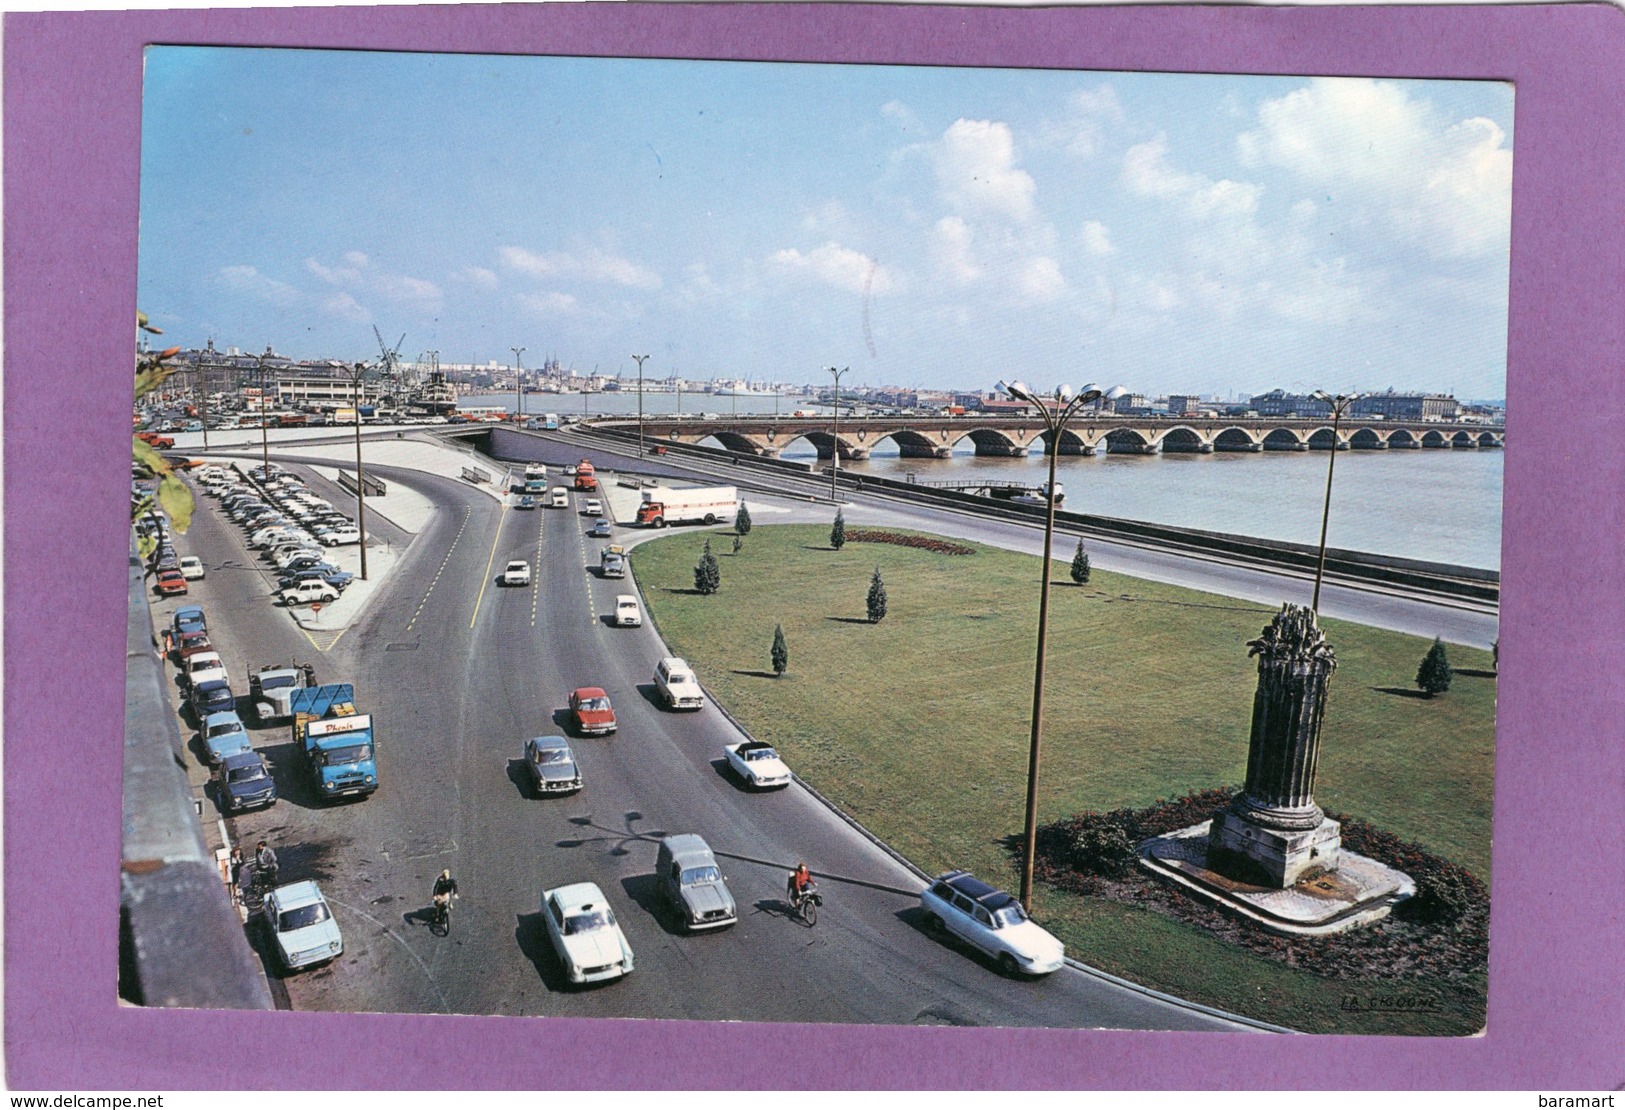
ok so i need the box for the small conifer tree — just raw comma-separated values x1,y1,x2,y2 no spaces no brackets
771,623,788,677
694,539,721,595
735,501,753,537
732,534,743,555
831,508,847,551
1416,637,1453,697
867,565,888,624
1070,538,1091,586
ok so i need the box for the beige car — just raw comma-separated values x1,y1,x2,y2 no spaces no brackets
614,595,642,627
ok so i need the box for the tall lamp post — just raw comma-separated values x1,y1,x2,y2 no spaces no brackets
257,354,272,478
511,346,526,425
827,365,849,501
998,378,1124,912
345,361,372,581
1309,391,1361,614
631,354,650,457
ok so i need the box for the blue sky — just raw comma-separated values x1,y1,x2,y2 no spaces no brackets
137,48,1513,399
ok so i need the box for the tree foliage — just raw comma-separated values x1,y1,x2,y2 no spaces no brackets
866,565,888,624
1416,637,1453,697
830,508,846,551
694,538,721,595
132,312,194,539
735,501,753,537
771,623,788,677
1070,538,1091,585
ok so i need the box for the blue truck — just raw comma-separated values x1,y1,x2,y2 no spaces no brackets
289,684,378,800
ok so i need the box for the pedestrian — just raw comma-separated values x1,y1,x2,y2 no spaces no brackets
228,846,246,897
302,662,316,687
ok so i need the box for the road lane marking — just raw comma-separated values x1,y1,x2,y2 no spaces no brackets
406,508,471,633
469,500,510,627
532,511,544,627
326,895,453,1014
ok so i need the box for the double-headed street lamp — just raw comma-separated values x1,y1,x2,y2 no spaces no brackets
511,346,526,425
345,361,373,581
257,354,272,478
1309,391,1361,614
827,366,849,501
998,378,1125,912
631,354,650,458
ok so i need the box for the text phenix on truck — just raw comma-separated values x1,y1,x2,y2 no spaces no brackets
635,485,738,528
289,683,378,800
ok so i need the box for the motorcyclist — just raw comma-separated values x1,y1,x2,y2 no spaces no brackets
786,862,814,907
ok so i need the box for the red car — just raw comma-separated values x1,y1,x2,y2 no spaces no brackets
155,569,189,596
173,630,214,661
568,687,617,736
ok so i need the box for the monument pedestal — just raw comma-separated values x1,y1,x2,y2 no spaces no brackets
1142,822,1414,937
1208,808,1342,888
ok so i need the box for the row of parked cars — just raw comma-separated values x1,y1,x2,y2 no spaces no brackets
197,463,359,606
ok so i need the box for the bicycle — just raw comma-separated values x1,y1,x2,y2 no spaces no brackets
430,892,456,936
240,863,278,911
789,881,822,927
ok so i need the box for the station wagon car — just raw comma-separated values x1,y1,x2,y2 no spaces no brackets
919,870,1065,977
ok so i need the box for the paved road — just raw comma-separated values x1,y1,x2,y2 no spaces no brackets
170,453,1265,1031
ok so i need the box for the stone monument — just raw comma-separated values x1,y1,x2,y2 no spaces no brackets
1138,603,1413,935
1206,603,1342,887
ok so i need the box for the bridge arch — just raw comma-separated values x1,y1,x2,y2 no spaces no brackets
1262,427,1308,452
1349,427,1387,450
1213,427,1263,452
1306,426,1346,450
1156,426,1210,454
1421,429,1451,449
1477,430,1503,447
1450,430,1479,448
1104,427,1157,455
1387,429,1419,449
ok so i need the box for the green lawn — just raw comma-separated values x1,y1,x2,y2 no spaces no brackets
633,523,1496,1034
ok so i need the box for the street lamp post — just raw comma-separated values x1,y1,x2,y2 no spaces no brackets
631,354,650,458
258,355,271,478
998,378,1123,912
1309,391,1361,614
827,366,849,501
511,346,526,425
347,362,372,581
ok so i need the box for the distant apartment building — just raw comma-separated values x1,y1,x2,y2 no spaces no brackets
1112,392,1154,415
1248,389,1332,418
1350,391,1460,421
1168,394,1215,416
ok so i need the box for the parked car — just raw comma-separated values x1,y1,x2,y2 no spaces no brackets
178,556,206,581
172,605,207,639
215,750,276,811
589,519,614,538
278,568,354,592
190,679,236,718
154,569,189,596
184,650,229,689
262,881,343,971
918,870,1066,977
501,560,531,587
522,735,583,796
280,580,339,607
724,739,792,789
655,834,737,931
199,709,252,765
173,630,214,662
324,526,362,545
613,595,642,627
540,881,634,985
568,687,617,735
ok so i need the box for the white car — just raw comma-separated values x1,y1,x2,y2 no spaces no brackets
324,526,362,545
501,560,531,587
263,881,343,971
613,595,642,627
185,651,229,689
541,882,634,985
919,870,1066,977
178,556,206,581
281,580,339,607
725,740,792,789
582,499,603,516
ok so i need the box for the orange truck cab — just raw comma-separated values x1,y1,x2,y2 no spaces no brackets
573,460,597,491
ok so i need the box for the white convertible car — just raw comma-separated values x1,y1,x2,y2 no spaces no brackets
724,739,792,789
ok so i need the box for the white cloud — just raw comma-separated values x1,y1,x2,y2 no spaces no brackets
1123,136,1261,221
303,252,443,311
930,217,981,284
321,291,370,323
1080,220,1115,256
498,245,661,289
219,265,302,308
1043,84,1125,158
515,291,580,316
1016,256,1066,301
1238,78,1511,258
881,100,919,130
932,119,1037,223
768,242,898,296
454,266,500,290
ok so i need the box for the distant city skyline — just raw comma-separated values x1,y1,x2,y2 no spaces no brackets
138,49,1513,399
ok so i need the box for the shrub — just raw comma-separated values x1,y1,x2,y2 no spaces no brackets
830,509,846,551
1416,637,1453,697
866,566,888,623
736,502,753,537
1070,538,1091,585
771,623,788,676
694,539,721,595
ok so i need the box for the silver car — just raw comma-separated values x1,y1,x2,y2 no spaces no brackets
523,735,582,795
655,834,737,931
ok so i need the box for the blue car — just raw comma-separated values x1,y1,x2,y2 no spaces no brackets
172,605,207,640
215,750,277,811
277,567,353,592
201,709,252,764
190,679,235,719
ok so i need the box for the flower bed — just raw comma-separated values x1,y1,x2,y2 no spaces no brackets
1024,787,1489,982
845,529,976,555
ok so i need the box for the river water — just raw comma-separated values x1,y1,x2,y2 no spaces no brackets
466,391,1504,570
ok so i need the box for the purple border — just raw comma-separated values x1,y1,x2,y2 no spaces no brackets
6,1,1622,1091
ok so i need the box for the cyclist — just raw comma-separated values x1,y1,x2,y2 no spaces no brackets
431,869,459,926
786,861,814,908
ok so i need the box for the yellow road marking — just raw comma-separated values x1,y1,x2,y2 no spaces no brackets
470,501,510,628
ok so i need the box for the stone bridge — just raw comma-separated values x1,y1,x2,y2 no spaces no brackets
585,414,1506,460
